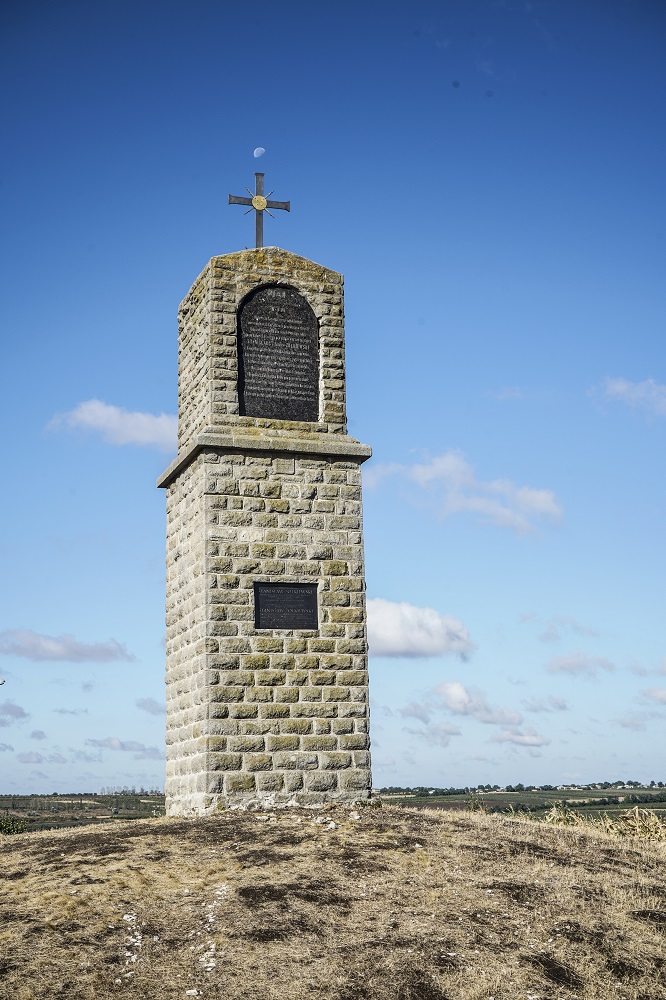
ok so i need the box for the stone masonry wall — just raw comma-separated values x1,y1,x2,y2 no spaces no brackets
162,249,372,814
164,452,209,803
177,266,212,451
164,446,370,814
176,248,348,453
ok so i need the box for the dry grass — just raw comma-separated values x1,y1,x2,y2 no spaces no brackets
1,806,665,1000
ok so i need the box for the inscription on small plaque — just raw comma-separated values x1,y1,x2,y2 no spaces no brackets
254,583,318,630
238,285,319,422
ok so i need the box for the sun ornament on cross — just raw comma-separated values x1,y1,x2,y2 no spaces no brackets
228,172,290,248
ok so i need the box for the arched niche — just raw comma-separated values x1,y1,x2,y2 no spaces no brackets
237,284,319,422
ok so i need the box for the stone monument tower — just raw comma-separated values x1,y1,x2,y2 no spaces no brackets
157,179,372,814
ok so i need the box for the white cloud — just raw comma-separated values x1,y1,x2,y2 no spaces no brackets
18,749,68,764
136,697,166,716
367,598,474,659
614,711,663,731
616,715,646,731
521,695,569,713
601,377,666,417
366,451,561,533
547,652,615,678
400,701,433,724
489,726,550,747
402,721,461,748
50,399,177,451
644,688,666,706
0,700,29,727
86,737,164,760
532,616,599,643
0,629,133,663
29,730,47,740
53,707,89,715
0,742,14,752
436,681,523,726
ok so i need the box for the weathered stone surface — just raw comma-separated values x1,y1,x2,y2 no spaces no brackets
161,249,372,814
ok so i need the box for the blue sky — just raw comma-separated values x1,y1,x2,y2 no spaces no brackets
1,0,664,793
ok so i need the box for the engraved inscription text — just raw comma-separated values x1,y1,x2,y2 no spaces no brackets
238,285,319,422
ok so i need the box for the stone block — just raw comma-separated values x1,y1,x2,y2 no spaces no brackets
305,772,338,792
323,686,351,702
266,735,300,752
323,560,348,576
256,773,284,792
218,671,253,687
213,686,245,702
338,703,366,718
250,543,276,558
280,719,312,734
256,670,286,686
287,669,310,685
244,654,271,669
268,654,295,670
285,639,307,653
320,752,352,769
337,670,368,686
338,770,371,792
207,737,227,751
309,670,336,685
228,736,265,752
291,703,338,718
246,687,274,702
274,752,318,770
225,773,256,793
302,735,337,751
244,753,273,771
300,686,322,701
239,719,278,735
229,704,259,719
208,753,242,771
293,656,319,671
320,654,353,669
339,733,369,750
329,607,364,623
259,703,291,718
209,719,239,736
331,719,354,734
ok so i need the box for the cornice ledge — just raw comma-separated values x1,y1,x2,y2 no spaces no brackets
157,430,372,488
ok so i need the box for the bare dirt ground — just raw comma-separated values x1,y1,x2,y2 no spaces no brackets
1,806,664,1000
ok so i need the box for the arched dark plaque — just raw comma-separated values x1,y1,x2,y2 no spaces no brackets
238,285,319,422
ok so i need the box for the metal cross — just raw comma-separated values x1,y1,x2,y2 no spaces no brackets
228,172,290,248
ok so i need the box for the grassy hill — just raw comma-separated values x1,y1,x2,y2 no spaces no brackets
1,806,665,999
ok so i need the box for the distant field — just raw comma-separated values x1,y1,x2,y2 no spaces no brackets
0,793,165,833
382,787,666,820
2,788,666,833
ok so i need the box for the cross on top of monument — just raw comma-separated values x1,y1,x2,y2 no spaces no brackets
228,172,290,249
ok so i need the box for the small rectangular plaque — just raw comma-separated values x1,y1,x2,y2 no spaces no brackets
254,583,318,630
